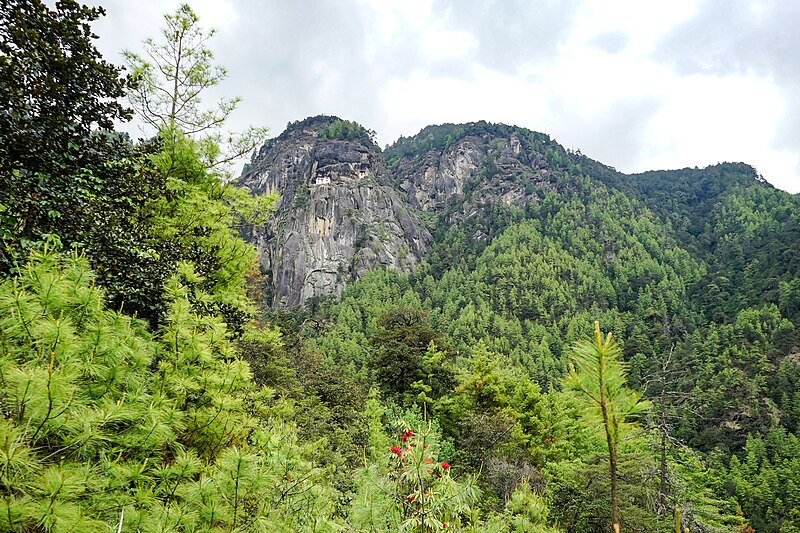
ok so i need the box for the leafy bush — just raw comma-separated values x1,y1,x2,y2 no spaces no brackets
0,248,337,531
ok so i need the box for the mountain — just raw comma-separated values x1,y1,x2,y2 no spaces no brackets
239,118,613,306
9,2,800,527
236,116,429,307
241,116,800,321
588,160,800,322
237,117,800,531
388,122,559,214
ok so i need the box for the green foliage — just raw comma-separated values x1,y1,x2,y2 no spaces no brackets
0,0,146,275
142,131,268,328
350,421,481,532
602,163,800,323
434,345,592,507
0,1,275,329
295,121,800,531
4,3,800,527
305,267,423,368
124,4,267,174
547,453,668,533
565,322,650,445
0,249,339,531
565,321,650,531
675,305,794,451
0,0,130,165
319,118,377,146
720,431,800,532
505,482,560,533
384,122,554,168
368,308,455,405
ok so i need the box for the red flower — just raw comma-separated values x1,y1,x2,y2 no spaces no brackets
407,495,416,503
441,461,450,469
442,522,448,529
407,429,414,437
391,445,402,457
400,434,409,442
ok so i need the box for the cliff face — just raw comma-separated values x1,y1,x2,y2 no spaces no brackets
237,116,429,307
239,117,784,309
238,118,576,307
388,124,563,219
384,123,568,255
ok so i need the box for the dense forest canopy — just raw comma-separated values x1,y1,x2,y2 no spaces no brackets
1,2,799,532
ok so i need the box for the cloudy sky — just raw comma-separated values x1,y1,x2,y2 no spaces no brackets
91,0,800,193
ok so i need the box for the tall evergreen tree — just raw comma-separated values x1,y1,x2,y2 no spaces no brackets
0,0,150,278
123,3,267,173
0,248,339,531
565,321,650,532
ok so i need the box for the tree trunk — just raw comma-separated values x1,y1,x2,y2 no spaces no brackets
659,410,668,516
600,393,620,532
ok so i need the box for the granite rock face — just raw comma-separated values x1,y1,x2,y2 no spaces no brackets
237,116,430,307
393,138,483,212
388,124,562,223
238,118,571,308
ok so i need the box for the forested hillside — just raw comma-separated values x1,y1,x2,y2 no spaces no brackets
2,2,799,532
294,122,800,532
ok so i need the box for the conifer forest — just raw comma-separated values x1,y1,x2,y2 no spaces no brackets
2,2,800,532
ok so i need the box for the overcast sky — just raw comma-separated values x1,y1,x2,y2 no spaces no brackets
90,0,800,193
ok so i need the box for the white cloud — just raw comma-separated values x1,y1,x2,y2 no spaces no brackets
380,66,550,144
419,28,476,61
89,0,800,192
643,73,791,177
568,0,699,55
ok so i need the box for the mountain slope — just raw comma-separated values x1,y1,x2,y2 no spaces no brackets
241,117,800,329
236,116,429,307
582,158,800,322
234,117,800,531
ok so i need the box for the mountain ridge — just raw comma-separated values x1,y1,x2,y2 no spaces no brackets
238,115,790,311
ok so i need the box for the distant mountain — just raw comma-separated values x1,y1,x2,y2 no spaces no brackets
241,117,800,321
239,116,800,531
236,116,429,307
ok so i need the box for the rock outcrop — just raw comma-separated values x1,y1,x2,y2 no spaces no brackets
237,116,429,307
386,122,563,221
238,118,579,308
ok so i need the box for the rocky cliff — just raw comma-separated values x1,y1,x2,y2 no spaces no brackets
238,118,587,307
386,122,564,219
237,116,430,307
381,122,572,262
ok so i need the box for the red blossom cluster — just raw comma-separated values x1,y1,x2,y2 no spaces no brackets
390,445,402,457
441,461,450,470
400,429,414,442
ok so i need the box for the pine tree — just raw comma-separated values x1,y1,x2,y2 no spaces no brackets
123,3,266,173
565,321,650,533
0,248,339,531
